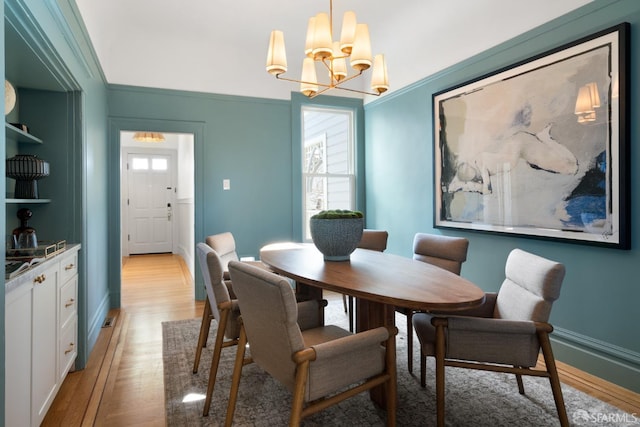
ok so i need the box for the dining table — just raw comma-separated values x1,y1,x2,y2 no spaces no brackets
259,242,486,413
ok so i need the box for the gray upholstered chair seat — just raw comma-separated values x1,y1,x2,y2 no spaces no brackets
398,233,469,373
225,261,397,426
412,248,569,427
194,241,247,417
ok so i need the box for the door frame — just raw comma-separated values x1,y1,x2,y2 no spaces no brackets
121,147,178,256
108,118,206,308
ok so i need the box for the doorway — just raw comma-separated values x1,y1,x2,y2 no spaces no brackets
120,131,196,277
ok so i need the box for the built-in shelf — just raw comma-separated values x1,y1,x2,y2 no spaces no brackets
6,198,51,204
5,122,43,144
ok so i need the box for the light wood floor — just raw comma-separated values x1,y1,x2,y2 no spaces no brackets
42,253,640,426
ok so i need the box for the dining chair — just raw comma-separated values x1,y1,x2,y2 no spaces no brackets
205,232,240,280
193,242,242,417
398,233,469,373
206,231,271,279
412,248,568,427
343,229,389,331
225,261,398,427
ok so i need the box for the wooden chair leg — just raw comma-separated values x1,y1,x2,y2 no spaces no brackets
515,372,525,394
420,350,427,388
224,324,248,427
203,307,230,416
407,310,414,373
434,320,447,427
538,331,569,427
193,296,212,373
385,331,398,427
290,359,310,427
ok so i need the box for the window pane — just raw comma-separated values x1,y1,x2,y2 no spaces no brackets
303,110,351,174
152,157,168,170
131,157,149,170
302,107,355,242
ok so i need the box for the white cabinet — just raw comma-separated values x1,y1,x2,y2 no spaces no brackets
31,263,59,425
58,250,78,380
5,282,32,426
4,244,80,427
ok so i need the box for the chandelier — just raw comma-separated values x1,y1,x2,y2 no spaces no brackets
265,0,389,98
133,132,165,142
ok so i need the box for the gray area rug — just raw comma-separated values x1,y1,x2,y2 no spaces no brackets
163,300,635,426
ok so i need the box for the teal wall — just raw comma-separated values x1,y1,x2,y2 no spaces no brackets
2,2,639,422
1,0,6,418
107,86,294,300
1,0,110,417
364,0,640,392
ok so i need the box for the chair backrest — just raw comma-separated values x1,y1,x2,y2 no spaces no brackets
196,242,232,321
494,248,565,323
228,261,303,388
358,229,389,252
205,232,239,271
412,233,469,275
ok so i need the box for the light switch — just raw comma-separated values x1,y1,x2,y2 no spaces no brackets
223,179,231,190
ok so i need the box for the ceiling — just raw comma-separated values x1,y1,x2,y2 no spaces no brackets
74,0,592,101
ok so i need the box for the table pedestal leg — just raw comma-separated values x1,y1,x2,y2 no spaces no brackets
295,282,324,325
356,298,396,409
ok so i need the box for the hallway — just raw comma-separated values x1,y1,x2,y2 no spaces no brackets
43,254,200,426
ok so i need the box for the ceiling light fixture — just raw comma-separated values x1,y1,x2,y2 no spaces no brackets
265,0,389,98
133,132,165,142
574,82,601,124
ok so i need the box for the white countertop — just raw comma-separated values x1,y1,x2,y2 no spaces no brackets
5,243,80,294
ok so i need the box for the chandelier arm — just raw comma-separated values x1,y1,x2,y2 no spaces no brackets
277,68,365,88
319,59,364,86
275,73,334,89
275,71,380,98
328,85,382,97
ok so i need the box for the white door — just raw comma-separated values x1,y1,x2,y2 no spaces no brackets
127,154,174,254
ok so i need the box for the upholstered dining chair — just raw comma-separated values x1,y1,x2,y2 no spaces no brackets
343,229,389,331
225,261,398,427
397,233,469,373
206,231,271,278
205,232,240,280
412,248,568,427
193,242,242,417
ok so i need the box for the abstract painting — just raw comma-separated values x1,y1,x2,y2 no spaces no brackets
433,23,629,248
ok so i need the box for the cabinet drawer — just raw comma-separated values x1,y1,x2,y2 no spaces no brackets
59,318,77,380
59,251,78,284
59,276,77,329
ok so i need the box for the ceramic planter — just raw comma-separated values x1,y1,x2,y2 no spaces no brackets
310,217,364,261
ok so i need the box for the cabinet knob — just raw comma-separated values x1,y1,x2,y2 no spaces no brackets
65,298,75,308
65,263,75,271
33,274,46,284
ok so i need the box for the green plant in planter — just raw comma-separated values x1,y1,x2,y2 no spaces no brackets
311,209,364,219
310,210,364,261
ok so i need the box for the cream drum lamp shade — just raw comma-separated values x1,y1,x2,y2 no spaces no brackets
5,80,16,115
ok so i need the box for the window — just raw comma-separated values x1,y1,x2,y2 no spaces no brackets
131,157,149,170
152,157,168,171
302,107,355,241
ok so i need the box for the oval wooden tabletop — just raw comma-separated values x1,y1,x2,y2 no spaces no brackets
260,243,485,311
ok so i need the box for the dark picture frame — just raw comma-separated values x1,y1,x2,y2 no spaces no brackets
433,23,630,249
